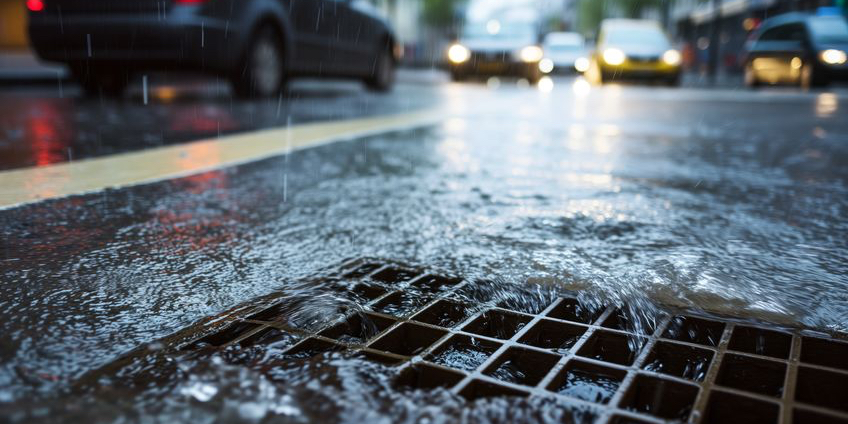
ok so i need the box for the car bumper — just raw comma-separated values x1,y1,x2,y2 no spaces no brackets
450,60,539,77
28,9,240,71
600,61,680,80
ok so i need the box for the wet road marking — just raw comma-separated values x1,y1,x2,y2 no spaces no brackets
0,110,442,210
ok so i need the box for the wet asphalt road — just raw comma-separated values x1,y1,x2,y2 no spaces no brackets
1,72,848,411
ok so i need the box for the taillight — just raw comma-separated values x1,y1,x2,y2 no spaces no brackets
26,0,44,12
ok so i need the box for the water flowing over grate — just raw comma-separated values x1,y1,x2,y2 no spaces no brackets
82,259,848,424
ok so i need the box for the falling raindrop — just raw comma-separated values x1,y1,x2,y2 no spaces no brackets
142,75,149,105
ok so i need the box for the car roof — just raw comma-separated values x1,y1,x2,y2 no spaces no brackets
544,32,584,45
758,12,846,32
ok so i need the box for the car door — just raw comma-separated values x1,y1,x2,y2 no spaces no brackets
749,23,808,84
344,0,385,75
286,0,340,73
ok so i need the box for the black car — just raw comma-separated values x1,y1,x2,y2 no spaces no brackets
743,12,848,88
27,0,399,97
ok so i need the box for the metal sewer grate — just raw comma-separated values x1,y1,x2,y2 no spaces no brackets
92,260,848,424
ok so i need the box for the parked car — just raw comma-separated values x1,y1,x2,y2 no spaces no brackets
541,32,587,73
585,19,681,86
743,13,848,88
27,0,399,97
447,17,543,83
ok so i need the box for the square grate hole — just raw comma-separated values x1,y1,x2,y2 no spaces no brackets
547,360,626,404
484,347,560,387
284,338,345,359
369,322,447,357
394,363,465,391
716,353,786,397
517,319,586,354
411,299,469,329
602,309,657,335
372,291,434,318
662,316,725,347
350,282,390,303
371,267,420,285
621,374,699,421
238,327,299,349
795,366,848,412
703,390,779,424
577,331,645,366
319,313,397,345
462,309,532,340
459,379,530,401
427,334,501,372
800,336,848,371
728,326,792,359
547,298,602,324
793,408,848,424
410,275,462,296
642,341,714,382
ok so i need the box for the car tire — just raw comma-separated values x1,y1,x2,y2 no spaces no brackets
231,25,286,99
744,63,760,88
72,65,129,98
450,70,467,82
365,44,395,92
800,62,829,89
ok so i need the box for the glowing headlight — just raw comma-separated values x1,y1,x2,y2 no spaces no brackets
539,58,554,74
520,46,544,63
574,57,590,72
448,44,470,64
821,49,847,65
602,48,626,66
662,49,682,66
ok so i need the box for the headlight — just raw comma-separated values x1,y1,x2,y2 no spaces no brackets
602,48,626,66
539,58,554,74
448,44,470,64
662,49,682,66
520,46,544,63
821,49,847,65
574,57,590,72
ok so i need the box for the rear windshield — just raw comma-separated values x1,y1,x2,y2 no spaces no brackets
809,17,848,43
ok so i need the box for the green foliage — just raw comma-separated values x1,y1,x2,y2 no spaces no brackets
422,0,465,28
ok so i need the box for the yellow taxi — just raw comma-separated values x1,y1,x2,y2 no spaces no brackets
586,19,682,86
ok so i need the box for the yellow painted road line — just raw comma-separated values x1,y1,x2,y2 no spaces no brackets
0,109,443,210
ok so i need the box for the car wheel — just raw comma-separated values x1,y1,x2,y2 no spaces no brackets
231,25,285,99
72,65,129,98
800,62,829,89
450,70,467,82
744,63,760,88
365,44,395,92
664,75,681,87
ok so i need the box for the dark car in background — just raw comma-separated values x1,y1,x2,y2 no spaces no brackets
743,13,848,88
27,0,399,97
446,17,543,84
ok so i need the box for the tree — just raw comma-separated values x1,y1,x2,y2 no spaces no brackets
422,0,466,29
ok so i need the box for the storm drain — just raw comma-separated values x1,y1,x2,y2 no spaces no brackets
104,260,848,424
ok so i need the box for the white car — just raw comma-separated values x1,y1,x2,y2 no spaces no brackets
541,32,587,73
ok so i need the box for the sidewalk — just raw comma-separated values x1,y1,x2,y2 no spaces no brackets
0,49,68,84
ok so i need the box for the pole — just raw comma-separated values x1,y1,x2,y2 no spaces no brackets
708,0,722,85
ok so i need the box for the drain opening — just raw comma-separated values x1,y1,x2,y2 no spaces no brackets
79,259,848,424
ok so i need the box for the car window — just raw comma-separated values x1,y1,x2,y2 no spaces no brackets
603,27,668,47
759,23,806,42
809,17,848,43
